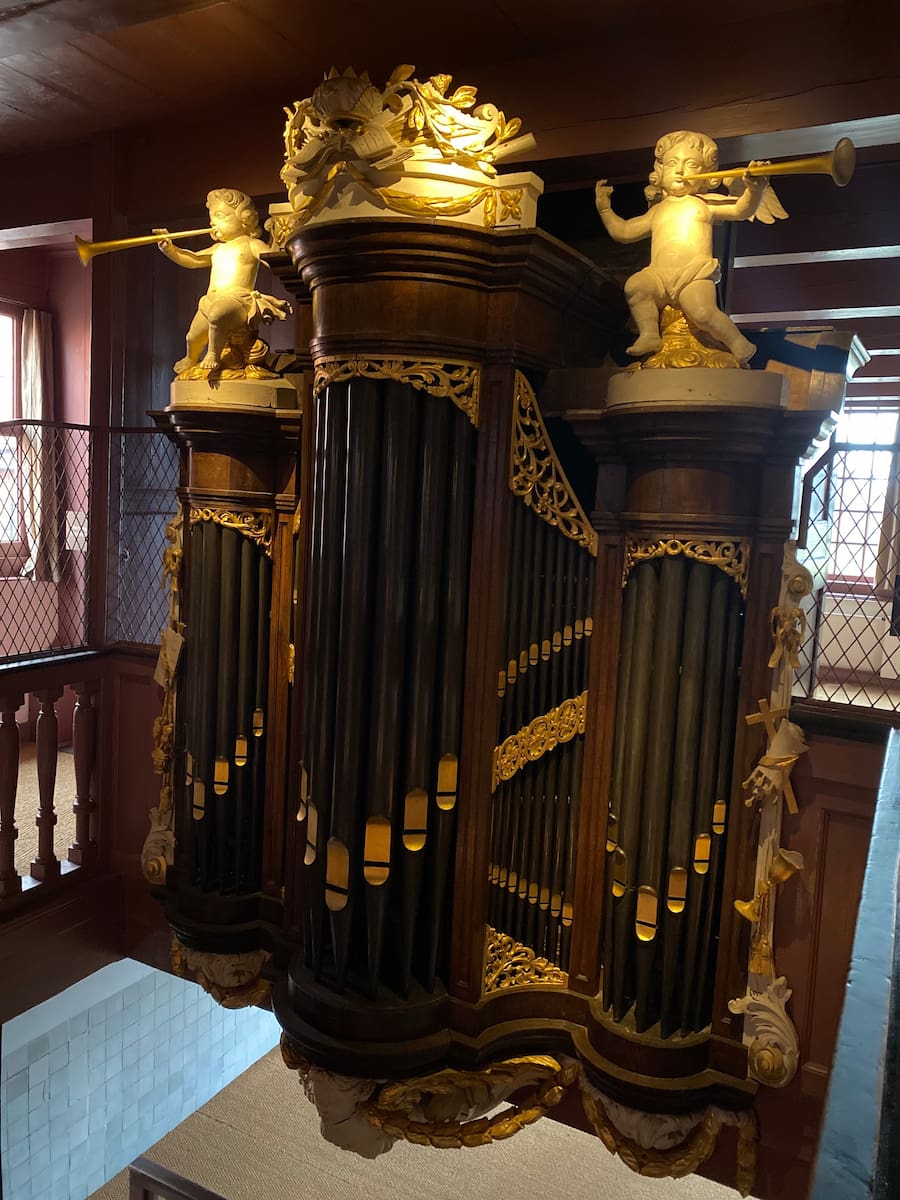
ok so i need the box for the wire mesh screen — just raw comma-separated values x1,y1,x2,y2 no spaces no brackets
0,420,92,661
796,404,900,713
106,428,180,647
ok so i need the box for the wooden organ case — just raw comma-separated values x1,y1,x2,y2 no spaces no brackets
152,214,847,1192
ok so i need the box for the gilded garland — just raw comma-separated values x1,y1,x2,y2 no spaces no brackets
483,927,568,992
492,691,588,791
313,356,480,426
510,372,598,556
623,536,750,595
189,507,274,557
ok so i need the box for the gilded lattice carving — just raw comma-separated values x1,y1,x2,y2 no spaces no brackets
492,691,587,791
188,507,274,557
483,927,568,992
510,372,598,556
623,536,750,595
313,356,480,426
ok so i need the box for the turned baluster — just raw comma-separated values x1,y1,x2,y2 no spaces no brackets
31,688,62,882
0,693,24,899
69,681,99,865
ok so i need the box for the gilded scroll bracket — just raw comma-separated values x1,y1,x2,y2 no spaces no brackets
492,691,587,792
188,506,274,557
623,536,750,595
510,372,598,556
313,355,480,426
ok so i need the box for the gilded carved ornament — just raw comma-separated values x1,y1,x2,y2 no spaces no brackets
188,507,274,557
483,927,568,992
730,542,812,1089
492,691,588,792
278,66,534,232
510,373,598,556
171,935,271,1010
623,536,750,596
625,306,742,371
142,512,183,885
313,356,480,427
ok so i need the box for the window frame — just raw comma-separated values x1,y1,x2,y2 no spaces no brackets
0,302,29,576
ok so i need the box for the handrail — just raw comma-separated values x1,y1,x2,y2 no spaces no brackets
128,1157,228,1200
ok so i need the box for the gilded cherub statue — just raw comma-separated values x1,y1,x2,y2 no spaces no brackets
595,130,786,365
156,189,291,377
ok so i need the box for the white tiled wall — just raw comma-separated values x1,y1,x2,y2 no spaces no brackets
1,959,280,1200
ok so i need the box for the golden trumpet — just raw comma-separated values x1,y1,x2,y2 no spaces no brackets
682,137,856,188
74,226,213,267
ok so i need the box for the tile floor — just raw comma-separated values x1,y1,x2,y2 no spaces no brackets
0,959,280,1200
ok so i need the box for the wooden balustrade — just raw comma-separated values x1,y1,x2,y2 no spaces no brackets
0,658,103,907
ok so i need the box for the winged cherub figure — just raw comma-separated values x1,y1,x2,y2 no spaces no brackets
595,130,786,364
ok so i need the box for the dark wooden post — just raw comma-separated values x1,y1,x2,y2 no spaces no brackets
68,680,99,866
0,692,24,899
31,687,63,882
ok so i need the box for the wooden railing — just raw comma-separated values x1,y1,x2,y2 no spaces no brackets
128,1157,227,1200
0,652,103,909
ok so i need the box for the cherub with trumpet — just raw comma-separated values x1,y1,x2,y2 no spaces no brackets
155,188,291,376
595,130,787,364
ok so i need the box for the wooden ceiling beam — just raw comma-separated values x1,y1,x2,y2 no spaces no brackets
731,258,900,315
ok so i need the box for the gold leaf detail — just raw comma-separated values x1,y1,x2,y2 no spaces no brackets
492,692,587,791
313,356,479,427
623,537,750,596
628,306,741,371
483,926,568,992
510,372,598,555
188,507,274,557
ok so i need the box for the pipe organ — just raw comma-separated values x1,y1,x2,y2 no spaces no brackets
145,67,863,1196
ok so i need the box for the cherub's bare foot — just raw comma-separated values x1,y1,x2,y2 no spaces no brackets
199,352,222,371
730,334,757,366
626,334,663,357
173,356,196,373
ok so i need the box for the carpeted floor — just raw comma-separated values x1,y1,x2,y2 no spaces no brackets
13,741,76,879
90,1048,743,1200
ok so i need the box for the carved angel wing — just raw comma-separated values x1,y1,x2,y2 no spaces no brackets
724,176,789,224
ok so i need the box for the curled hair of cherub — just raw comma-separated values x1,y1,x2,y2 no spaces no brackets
645,130,719,204
206,188,261,236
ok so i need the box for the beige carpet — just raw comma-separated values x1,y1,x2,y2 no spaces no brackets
91,1048,743,1200
13,742,76,879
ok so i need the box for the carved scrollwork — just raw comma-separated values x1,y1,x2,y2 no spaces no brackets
728,977,799,1088
312,356,480,426
627,306,741,371
510,373,598,555
188,507,274,557
623,536,750,595
483,926,568,992
492,691,587,791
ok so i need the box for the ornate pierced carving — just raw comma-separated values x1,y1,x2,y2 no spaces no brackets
623,536,750,595
265,212,298,251
627,306,741,371
729,977,799,1088
188,507,274,556
510,372,598,555
313,356,480,426
483,927,568,992
361,1055,577,1148
171,935,271,1010
492,691,587,791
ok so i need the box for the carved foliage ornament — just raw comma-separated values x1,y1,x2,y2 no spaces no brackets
313,356,480,427
623,536,750,595
483,927,568,992
188,507,274,557
171,935,271,1010
279,66,527,228
492,691,587,791
511,373,598,556
627,306,741,371
728,977,799,1088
